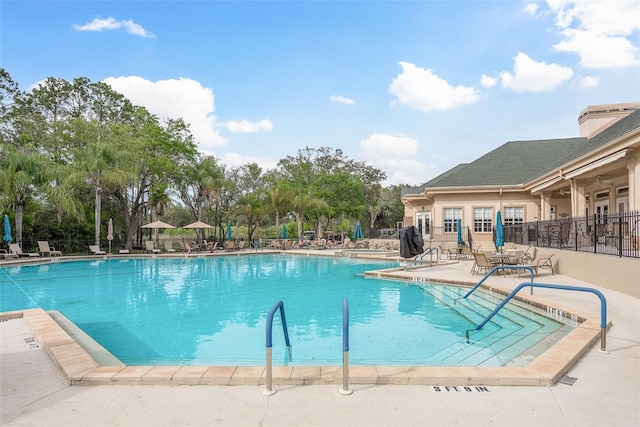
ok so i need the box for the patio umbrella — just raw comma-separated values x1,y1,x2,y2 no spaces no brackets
107,217,114,254
140,220,176,229
457,219,464,245
281,223,287,239
495,210,504,249
226,221,232,240
184,220,214,242
3,215,12,243
141,220,176,245
353,221,363,239
184,220,214,230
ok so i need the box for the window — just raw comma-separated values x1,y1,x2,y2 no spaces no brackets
473,208,493,232
503,207,524,226
443,208,462,232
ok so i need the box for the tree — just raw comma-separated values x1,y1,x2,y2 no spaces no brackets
63,123,126,246
176,156,225,241
0,146,49,245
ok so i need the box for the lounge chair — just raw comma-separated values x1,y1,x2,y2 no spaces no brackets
37,241,62,257
164,241,176,252
9,243,40,258
145,241,161,254
1,249,18,260
225,241,235,251
520,253,555,275
89,245,106,255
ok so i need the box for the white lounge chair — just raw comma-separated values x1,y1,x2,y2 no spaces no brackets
38,241,62,257
9,243,40,258
145,241,161,254
164,241,176,253
89,245,106,255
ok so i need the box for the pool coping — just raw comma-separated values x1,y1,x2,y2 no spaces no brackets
0,274,607,387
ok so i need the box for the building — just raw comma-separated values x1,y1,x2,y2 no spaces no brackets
402,103,640,249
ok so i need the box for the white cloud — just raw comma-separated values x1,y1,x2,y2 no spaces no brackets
480,74,497,88
359,133,427,185
389,62,480,112
523,3,540,16
547,0,639,68
218,152,278,171
73,17,154,38
225,119,273,133
103,76,226,152
577,75,599,88
330,95,355,105
499,52,573,93
553,29,638,68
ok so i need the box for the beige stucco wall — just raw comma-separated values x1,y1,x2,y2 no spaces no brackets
522,246,640,299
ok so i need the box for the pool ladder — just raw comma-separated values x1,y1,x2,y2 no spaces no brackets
263,298,351,396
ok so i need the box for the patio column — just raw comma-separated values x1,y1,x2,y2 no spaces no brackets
628,156,639,211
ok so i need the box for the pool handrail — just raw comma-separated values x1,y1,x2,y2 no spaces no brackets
264,300,292,395
457,265,535,301
265,300,291,349
415,247,439,261
250,240,264,252
340,297,352,395
464,282,608,352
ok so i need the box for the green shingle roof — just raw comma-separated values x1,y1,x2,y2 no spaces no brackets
403,108,640,196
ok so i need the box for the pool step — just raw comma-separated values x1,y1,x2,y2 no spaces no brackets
419,284,566,367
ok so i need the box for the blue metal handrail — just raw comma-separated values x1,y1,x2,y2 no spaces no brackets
464,282,608,352
250,240,264,252
264,300,291,396
340,297,352,395
342,298,349,352
265,300,291,349
415,247,439,261
457,266,535,301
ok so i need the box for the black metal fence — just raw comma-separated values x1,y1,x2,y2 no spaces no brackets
504,210,640,259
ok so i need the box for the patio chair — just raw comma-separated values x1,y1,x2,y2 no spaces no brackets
9,243,41,258
224,241,235,251
145,241,161,254
164,241,176,253
520,252,555,276
1,249,18,260
471,252,495,275
37,241,62,257
88,245,106,255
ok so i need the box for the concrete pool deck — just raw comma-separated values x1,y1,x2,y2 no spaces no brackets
1,253,639,426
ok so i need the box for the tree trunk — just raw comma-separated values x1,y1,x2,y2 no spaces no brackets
95,186,102,246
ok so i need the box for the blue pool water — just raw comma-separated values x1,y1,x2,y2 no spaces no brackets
0,255,566,366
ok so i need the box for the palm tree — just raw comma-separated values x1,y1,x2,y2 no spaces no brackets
0,146,48,245
64,133,125,246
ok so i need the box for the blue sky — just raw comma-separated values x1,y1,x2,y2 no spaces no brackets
2,1,639,185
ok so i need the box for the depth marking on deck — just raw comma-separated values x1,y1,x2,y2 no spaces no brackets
430,386,491,392
24,337,40,350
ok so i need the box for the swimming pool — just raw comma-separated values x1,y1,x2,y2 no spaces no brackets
0,255,568,367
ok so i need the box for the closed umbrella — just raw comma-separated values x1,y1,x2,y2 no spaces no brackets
226,221,232,240
281,223,287,239
107,217,114,254
353,221,363,239
457,219,464,245
3,215,12,243
495,210,504,249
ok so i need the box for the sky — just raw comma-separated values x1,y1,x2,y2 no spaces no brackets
1,0,639,186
